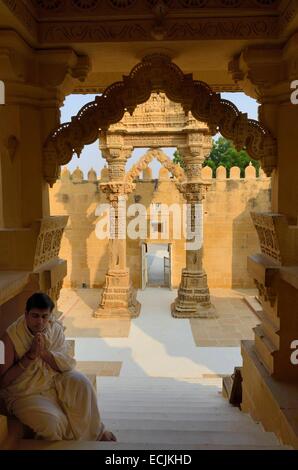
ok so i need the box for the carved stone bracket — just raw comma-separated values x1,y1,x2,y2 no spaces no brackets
228,35,298,106
44,54,277,186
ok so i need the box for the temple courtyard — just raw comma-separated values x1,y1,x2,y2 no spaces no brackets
15,286,290,450
60,287,259,378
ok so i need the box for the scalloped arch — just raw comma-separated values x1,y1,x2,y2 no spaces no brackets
44,53,277,186
125,148,186,183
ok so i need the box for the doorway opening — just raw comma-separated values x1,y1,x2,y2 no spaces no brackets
141,243,172,290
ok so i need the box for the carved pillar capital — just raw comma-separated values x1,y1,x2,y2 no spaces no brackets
177,181,211,203
100,181,135,206
178,138,212,183
100,133,132,182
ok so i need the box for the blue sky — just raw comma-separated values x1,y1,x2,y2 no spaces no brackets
61,93,258,178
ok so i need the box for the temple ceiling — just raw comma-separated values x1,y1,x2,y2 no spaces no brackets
1,0,297,92
1,0,296,45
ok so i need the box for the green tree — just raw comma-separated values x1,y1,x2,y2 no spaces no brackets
173,138,260,178
203,137,260,178
173,149,186,170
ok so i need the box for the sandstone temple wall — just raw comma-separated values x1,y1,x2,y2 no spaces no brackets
49,165,271,289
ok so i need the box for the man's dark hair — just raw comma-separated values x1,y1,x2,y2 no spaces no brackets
25,292,55,313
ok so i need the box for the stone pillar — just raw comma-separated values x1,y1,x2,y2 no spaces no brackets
171,146,216,318
0,31,89,229
229,36,298,448
94,140,140,318
0,31,90,321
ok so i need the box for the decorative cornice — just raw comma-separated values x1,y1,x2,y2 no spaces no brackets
2,0,37,39
39,17,280,43
2,0,296,44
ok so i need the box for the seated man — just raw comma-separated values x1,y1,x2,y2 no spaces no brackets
0,292,116,442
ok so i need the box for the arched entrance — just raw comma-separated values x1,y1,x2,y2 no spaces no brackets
44,54,276,186
44,59,298,443
44,54,276,320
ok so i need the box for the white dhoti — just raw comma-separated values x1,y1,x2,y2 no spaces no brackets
11,371,104,441
0,315,105,441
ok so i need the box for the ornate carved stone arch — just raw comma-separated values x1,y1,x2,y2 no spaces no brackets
125,148,186,183
44,53,277,187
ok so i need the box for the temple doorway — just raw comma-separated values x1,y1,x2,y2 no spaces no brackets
141,243,172,290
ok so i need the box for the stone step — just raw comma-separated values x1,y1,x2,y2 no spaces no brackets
99,403,240,413
98,383,222,391
6,375,289,451
16,439,287,451
98,384,223,392
101,418,264,432
100,411,255,422
99,396,226,405
98,377,223,384
0,416,30,450
99,388,222,395
243,296,262,320
92,429,281,446
98,378,222,385
99,390,222,398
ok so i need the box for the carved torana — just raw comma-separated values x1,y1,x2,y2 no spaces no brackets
44,54,277,187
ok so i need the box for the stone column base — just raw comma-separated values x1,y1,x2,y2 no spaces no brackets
93,269,141,319
171,269,217,318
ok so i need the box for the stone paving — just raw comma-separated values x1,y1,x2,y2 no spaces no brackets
58,287,260,378
190,288,258,347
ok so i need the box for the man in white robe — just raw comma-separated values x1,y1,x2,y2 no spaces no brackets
0,292,116,442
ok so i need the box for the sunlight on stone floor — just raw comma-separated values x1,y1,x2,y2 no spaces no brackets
58,288,259,379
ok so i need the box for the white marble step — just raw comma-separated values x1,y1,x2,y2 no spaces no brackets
98,376,222,390
99,403,240,413
98,378,223,387
10,376,289,450
96,429,280,446
98,383,222,391
98,386,222,394
100,411,255,422
17,440,287,451
98,389,222,397
99,395,225,404
99,390,223,398
101,418,265,433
